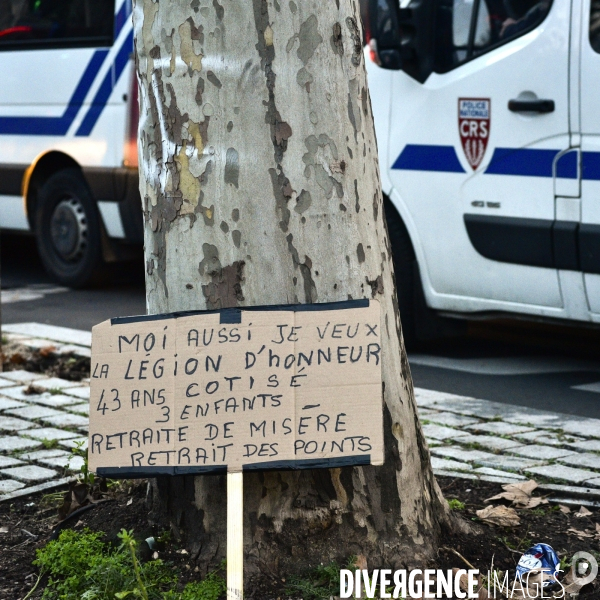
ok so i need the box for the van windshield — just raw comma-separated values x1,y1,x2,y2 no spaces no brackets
0,0,114,50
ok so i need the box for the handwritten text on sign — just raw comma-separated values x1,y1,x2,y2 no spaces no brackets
88,301,384,475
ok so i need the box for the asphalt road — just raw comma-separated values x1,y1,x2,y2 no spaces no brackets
2,233,600,419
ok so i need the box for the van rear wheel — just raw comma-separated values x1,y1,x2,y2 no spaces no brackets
35,168,103,288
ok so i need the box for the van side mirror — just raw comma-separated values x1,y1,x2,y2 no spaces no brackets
365,0,404,70
363,0,437,83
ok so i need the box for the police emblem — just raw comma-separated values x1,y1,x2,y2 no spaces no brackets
458,98,490,170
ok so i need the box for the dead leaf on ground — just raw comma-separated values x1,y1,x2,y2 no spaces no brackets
10,352,25,364
38,345,57,358
559,504,571,514
476,505,520,527
353,554,368,570
574,505,592,517
485,480,547,509
567,527,593,539
23,383,44,395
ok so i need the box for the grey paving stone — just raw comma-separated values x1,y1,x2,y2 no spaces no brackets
455,434,523,452
565,439,600,452
503,413,563,429
0,480,26,493
64,386,90,400
0,415,39,431
422,423,468,441
585,477,600,488
0,378,17,389
417,408,439,418
422,411,480,427
35,377,80,391
55,344,90,357
0,436,40,451
0,397,26,410
430,457,473,472
23,427,81,441
558,453,600,471
39,455,84,471
59,437,88,450
0,387,54,402
509,445,577,460
433,469,519,485
0,455,24,468
0,465,58,482
414,388,480,410
431,446,496,464
67,403,89,416
560,419,600,439
472,467,526,480
26,394,83,408
42,413,88,428
477,454,545,472
514,430,584,447
0,370,46,383
526,464,598,484
466,421,535,436
3,323,91,347
5,405,65,420
20,449,69,461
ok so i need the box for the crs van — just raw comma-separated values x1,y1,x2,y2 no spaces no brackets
363,0,600,344
0,0,141,287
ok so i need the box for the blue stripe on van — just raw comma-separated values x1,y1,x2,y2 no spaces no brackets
391,145,600,179
582,152,600,181
484,147,558,177
75,31,134,136
391,144,466,173
0,0,131,137
0,50,108,136
114,0,132,39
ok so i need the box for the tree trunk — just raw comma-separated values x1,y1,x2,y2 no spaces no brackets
134,0,454,583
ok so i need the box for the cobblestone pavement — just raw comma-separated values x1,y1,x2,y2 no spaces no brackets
2,323,600,504
0,324,90,501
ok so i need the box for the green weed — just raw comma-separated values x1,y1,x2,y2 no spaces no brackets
285,560,350,600
447,499,466,511
33,528,226,600
47,388,64,396
41,438,59,449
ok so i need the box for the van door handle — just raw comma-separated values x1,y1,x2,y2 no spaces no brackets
508,99,555,113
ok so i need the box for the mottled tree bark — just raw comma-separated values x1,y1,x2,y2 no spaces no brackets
134,0,455,585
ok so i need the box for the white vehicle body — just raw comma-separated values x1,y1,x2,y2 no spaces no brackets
0,0,141,285
366,0,600,327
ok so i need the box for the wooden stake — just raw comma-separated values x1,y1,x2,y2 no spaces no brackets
227,471,243,600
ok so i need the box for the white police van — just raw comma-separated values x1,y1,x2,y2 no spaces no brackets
364,0,600,345
0,0,141,287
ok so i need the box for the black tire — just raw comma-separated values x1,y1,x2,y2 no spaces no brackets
384,197,418,349
34,168,103,288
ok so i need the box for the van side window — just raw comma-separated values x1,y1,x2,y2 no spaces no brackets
591,0,600,52
0,0,114,51
436,0,553,73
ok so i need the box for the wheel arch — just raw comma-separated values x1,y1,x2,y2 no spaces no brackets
23,151,82,229
382,192,416,262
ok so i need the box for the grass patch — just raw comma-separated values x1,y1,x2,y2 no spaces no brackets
33,528,226,600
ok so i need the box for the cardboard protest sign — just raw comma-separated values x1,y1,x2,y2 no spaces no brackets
88,299,384,476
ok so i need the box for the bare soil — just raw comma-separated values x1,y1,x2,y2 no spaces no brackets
0,476,598,599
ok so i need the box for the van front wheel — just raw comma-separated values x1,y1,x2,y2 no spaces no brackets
35,169,103,288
